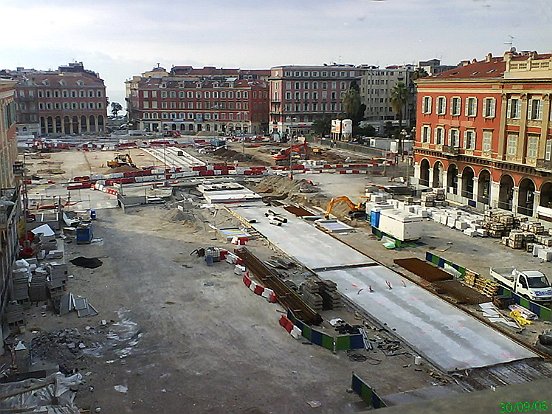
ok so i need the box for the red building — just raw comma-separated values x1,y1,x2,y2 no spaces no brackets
126,66,270,135
3,63,108,136
414,51,552,219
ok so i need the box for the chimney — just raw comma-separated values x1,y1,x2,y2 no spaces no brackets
486,53,493,62
503,50,513,62
471,58,478,64
461,60,470,67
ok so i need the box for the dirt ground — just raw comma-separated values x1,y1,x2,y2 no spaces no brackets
11,147,552,412
5,205,447,413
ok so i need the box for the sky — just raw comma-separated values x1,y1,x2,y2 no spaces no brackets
1,0,552,111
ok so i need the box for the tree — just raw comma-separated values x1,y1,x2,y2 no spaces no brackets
111,102,123,117
341,81,366,137
390,82,409,159
312,115,332,136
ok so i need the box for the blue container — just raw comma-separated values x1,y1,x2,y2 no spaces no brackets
205,254,214,266
370,210,380,228
76,226,93,244
90,209,97,220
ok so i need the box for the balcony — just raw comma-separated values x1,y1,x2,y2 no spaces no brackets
441,145,459,156
536,159,552,172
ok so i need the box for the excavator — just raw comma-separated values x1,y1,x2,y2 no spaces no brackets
324,196,367,219
272,142,308,165
107,153,136,168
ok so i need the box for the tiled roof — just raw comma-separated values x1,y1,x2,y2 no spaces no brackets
431,57,505,80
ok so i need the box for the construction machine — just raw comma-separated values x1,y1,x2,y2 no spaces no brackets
107,153,136,168
324,196,366,219
272,142,308,165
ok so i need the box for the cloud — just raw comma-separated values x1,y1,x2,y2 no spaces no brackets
1,0,551,106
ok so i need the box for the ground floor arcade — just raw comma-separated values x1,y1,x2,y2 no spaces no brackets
413,155,552,219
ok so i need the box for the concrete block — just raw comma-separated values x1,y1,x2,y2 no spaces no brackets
455,221,469,230
463,228,477,237
537,248,552,262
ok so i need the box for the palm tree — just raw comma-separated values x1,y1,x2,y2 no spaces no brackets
390,82,409,159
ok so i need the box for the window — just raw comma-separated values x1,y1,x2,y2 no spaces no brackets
143,101,150,109
187,91,194,98
483,98,495,118
435,127,445,145
508,98,521,119
97,90,103,97
421,125,431,143
437,97,446,115
88,90,94,97
152,101,157,109
161,91,167,98
482,130,492,152
143,91,149,98
529,99,542,120
152,91,157,98
170,91,176,98
466,97,477,117
527,136,539,158
450,129,460,147
546,140,552,161
507,134,518,155
464,130,475,149
422,96,432,114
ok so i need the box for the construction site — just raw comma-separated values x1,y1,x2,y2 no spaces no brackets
2,135,552,413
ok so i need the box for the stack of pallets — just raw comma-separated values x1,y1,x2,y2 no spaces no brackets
301,279,323,311
474,277,499,297
317,280,341,310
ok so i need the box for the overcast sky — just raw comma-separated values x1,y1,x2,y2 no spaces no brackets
2,0,552,110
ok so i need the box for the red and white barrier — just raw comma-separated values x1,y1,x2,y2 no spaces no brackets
242,272,276,303
278,315,302,339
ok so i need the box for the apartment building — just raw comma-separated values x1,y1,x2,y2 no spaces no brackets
0,79,22,348
268,65,364,137
359,65,416,132
3,62,108,136
413,51,552,219
126,66,270,134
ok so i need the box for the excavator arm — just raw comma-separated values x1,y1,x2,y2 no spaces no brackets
324,196,365,219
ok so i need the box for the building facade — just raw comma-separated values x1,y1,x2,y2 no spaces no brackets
359,65,416,133
413,51,552,219
268,65,364,137
0,79,22,349
2,62,108,136
418,59,457,77
126,66,270,134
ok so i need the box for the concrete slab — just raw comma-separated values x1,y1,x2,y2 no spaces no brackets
319,266,538,372
231,205,375,270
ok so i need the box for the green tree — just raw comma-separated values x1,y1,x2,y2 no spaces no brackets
356,124,376,137
341,81,366,134
390,82,409,159
111,102,123,117
312,115,332,136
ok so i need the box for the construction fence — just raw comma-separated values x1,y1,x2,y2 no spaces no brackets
351,372,387,409
426,252,552,321
425,251,467,278
497,286,552,321
286,310,365,352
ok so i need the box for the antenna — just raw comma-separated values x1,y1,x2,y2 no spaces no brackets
504,35,515,50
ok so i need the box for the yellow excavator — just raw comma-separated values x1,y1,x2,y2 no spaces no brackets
324,196,367,219
107,153,136,168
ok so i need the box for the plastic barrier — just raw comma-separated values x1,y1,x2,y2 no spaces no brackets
351,372,387,409
242,272,277,303
425,251,467,278
287,310,364,352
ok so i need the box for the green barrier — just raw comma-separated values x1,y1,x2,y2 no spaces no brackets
351,372,387,409
287,309,365,352
497,285,552,322
425,251,467,278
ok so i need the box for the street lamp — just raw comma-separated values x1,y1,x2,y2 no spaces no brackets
289,117,297,180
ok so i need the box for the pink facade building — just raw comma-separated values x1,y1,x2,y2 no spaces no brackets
269,65,364,137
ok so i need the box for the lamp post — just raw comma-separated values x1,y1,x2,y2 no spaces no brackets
289,117,296,180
